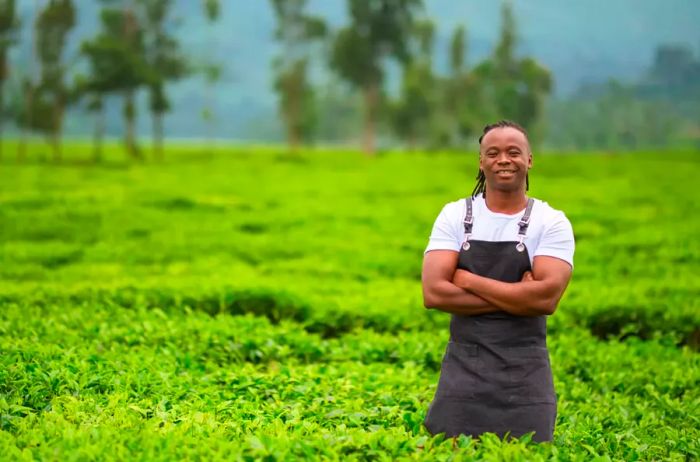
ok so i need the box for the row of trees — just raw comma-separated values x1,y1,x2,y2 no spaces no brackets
547,43,700,150
0,0,552,160
0,0,221,162
271,0,552,154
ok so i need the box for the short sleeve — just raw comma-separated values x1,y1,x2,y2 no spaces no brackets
424,202,462,253
534,211,575,268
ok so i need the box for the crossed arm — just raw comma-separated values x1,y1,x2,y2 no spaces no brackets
421,250,572,317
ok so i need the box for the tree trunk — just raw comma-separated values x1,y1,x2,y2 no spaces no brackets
124,89,141,160
50,132,61,162
19,0,39,163
204,82,216,153
153,110,163,161
287,91,300,153
289,126,300,153
362,82,378,156
51,101,63,163
408,133,418,152
0,86,4,162
93,105,104,163
0,54,6,162
0,50,6,161
17,135,26,162
17,83,32,163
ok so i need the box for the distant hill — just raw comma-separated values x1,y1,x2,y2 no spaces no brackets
7,0,700,141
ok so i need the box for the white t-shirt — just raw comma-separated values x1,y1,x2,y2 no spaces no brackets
425,194,575,268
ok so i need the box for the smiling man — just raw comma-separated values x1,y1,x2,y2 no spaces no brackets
421,120,575,442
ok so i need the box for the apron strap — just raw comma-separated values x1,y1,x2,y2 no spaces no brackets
462,198,474,250
517,198,535,237
463,197,474,234
464,197,534,252
515,198,535,252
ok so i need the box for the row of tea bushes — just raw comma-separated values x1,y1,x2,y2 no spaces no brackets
2,301,698,460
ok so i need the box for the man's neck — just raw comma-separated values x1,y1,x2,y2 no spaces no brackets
483,187,528,214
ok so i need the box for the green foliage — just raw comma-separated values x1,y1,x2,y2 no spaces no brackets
138,0,188,160
81,8,152,93
471,4,552,143
0,143,698,459
389,6,552,151
29,0,76,160
197,0,222,146
80,3,154,159
202,0,219,22
645,44,700,103
272,59,317,147
433,24,484,147
390,20,437,148
0,0,19,156
449,24,466,75
315,81,363,142
330,0,424,154
140,0,187,113
270,0,327,149
550,43,700,150
548,82,683,150
331,0,422,88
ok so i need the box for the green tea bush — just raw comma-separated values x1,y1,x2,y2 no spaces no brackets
0,144,698,459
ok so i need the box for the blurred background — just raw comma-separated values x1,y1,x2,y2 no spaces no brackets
1,0,699,160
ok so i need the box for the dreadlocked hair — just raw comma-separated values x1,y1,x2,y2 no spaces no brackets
471,120,530,198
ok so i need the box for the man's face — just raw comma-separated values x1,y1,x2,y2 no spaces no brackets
479,127,532,193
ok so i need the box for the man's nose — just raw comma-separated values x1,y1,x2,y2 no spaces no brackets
496,153,511,163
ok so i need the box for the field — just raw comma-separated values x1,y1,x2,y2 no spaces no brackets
1,143,698,460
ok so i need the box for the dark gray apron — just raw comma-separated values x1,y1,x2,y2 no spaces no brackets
424,198,557,442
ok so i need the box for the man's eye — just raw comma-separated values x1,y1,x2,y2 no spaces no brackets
509,151,521,156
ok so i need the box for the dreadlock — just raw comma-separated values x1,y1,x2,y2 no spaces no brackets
471,120,530,198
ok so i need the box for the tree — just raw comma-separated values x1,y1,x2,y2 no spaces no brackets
73,74,106,162
200,0,221,149
390,19,436,149
202,0,219,21
33,0,76,161
0,0,19,160
472,2,551,141
15,0,39,162
441,24,485,147
81,1,153,159
139,0,188,161
270,0,326,151
639,44,700,123
547,80,681,150
648,45,697,93
330,0,424,155
315,79,363,143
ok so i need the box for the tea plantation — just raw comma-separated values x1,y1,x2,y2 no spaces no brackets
1,144,698,460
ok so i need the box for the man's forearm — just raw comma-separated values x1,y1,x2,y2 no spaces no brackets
423,281,502,316
453,272,558,316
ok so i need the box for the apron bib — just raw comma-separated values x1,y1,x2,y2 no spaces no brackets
424,198,557,442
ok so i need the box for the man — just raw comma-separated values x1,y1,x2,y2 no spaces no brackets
421,120,575,442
